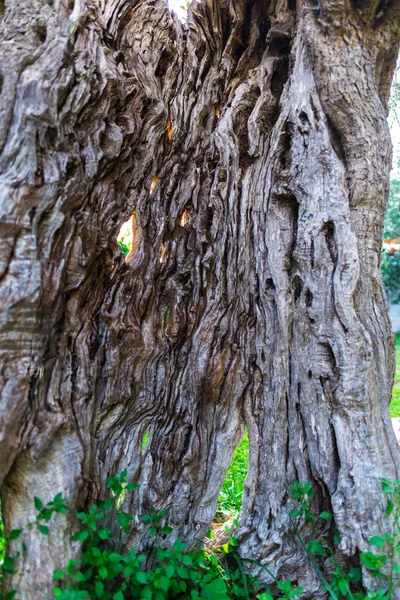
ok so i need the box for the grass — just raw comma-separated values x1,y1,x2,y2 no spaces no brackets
216,429,249,521
390,333,400,417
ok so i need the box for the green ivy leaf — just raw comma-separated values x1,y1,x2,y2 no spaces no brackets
102,497,115,510
3,556,15,574
277,579,292,594
141,514,153,524
177,566,189,579
98,528,111,540
72,529,89,542
392,565,400,572
166,564,174,578
38,525,49,536
162,525,173,535
8,529,23,541
387,500,394,516
319,512,333,520
95,580,104,597
360,552,387,571
370,536,386,548
200,577,230,600
34,497,43,511
126,483,138,491
141,586,152,600
53,570,65,580
117,513,133,528
109,552,122,563
337,578,348,596
307,540,326,556
257,590,274,600
99,565,108,579
382,480,394,494
136,571,148,584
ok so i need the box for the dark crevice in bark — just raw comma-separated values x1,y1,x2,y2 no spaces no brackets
329,424,341,486
310,237,315,269
312,0,320,17
305,289,313,308
285,392,290,471
326,115,346,165
321,221,338,267
34,22,48,44
267,33,291,58
280,120,293,169
271,57,290,99
375,0,388,16
292,275,303,304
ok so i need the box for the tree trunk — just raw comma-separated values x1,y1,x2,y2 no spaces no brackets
0,0,399,597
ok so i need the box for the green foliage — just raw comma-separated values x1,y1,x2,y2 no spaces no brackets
117,224,133,257
50,472,274,600
2,476,400,599
118,241,130,257
0,493,68,599
217,430,249,520
383,67,400,306
382,168,400,304
390,335,400,417
289,479,400,600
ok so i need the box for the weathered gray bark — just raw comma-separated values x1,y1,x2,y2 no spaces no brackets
0,0,399,597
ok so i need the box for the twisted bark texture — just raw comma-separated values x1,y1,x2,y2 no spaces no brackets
0,0,400,597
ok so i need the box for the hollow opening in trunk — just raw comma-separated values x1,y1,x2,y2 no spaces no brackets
215,428,249,523
117,212,142,261
142,430,150,453
117,217,133,257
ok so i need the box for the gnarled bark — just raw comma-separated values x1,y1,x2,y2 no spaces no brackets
0,0,399,597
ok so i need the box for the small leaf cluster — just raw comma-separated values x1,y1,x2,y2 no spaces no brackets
0,493,67,600
289,479,400,600
2,477,400,599
51,475,303,600
51,472,243,600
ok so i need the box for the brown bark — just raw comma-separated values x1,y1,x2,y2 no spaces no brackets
0,0,399,597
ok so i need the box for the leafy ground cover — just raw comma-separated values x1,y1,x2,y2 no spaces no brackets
2,474,400,599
